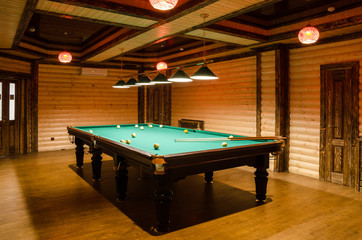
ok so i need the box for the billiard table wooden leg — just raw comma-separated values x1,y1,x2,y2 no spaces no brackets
153,174,173,232
91,147,102,181
254,154,269,201
74,137,84,168
115,156,128,201
204,171,214,183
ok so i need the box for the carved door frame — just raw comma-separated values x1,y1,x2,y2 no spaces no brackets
320,61,359,188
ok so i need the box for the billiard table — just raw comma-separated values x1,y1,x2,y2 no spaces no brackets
67,123,283,232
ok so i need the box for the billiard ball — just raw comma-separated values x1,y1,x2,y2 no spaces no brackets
126,139,131,144
149,124,153,128
222,142,228,147
117,125,120,128
140,126,144,130
184,129,188,134
89,130,93,133
154,143,159,149
229,135,234,139
159,125,163,128
131,133,136,138
120,139,125,143
135,124,139,128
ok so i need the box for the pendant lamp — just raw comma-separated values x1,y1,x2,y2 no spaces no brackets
190,14,218,80
125,77,139,87
156,61,168,70
298,25,319,44
113,80,130,88
168,69,192,82
149,0,178,11
152,73,171,84
136,75,155,85
58,51,72,63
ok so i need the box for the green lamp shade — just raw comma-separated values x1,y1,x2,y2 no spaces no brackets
136,75,155,86
125,77,139,87
191,65,218,80
168,69,192,82
152,73,171,84
113,80,130,88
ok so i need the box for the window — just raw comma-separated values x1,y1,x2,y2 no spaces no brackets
9,83,15,121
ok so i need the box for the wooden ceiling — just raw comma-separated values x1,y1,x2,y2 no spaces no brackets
1,0,362,70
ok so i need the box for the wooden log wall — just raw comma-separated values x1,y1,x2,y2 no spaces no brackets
38,65,138,151
0,56,31,73
171,57,257,137
289,38,362,179
261,51,276,170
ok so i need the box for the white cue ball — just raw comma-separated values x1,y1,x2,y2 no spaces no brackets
117,125,120,128
159,125,163,128
89,130,93,133
222,142,228,147
140,126,144,130
149,124,153,128
229,135,234,138
131,133,136,138
154,143,160,149
126,139,131,144
135,124,139,128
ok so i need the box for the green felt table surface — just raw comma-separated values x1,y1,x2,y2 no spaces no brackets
74,124,272,156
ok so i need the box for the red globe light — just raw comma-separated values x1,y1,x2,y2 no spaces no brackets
298,25,319,44
149,0,178,10
58,51,72,63
156,61,168,70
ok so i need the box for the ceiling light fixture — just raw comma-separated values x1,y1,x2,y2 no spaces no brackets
168,68,192,82
152,73,172,84
136,75,155,85
191,14,218,80
58,51,72,63
156,61,168,70
298,25,319,44
125,77,139,87
149,0,178,11
113,48,130,88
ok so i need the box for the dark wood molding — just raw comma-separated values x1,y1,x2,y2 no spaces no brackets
256,52,262,137
274,44,290,172
49,0,161,20
206,25,267,42
137,68,145,123
12,0,38,49
0,69,32,79
30,61,39,152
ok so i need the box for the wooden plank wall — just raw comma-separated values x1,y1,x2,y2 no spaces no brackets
261,51,276,170
289,38,362,179
171,57,257,136
0,56,30,73
38,64,138,151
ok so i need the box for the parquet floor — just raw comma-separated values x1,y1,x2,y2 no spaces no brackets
0,150,361,240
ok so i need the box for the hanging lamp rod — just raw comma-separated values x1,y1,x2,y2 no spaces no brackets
119,59,214,79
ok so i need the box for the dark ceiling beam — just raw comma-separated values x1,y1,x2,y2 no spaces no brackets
81,28,139,61
0,52,34,63
33,9,145,30
49,0,162,20
205,25,268,42
12,0,39,49
82,26,121,51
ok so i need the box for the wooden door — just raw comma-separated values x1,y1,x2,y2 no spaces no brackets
146,84,171,125
320,62,359,187
0,79,19,157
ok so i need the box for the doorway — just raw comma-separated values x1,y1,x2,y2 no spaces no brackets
0,79,19,157
320,61,359,187
146,84,171,125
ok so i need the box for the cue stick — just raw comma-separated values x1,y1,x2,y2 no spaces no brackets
174,136,286,142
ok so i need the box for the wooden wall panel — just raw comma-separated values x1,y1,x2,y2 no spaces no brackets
261,51,276,170
289,38,362,179
38,65,138,151
171,57,257,136
0,56,30,73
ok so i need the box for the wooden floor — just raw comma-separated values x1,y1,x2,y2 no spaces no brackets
0,150,361,240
